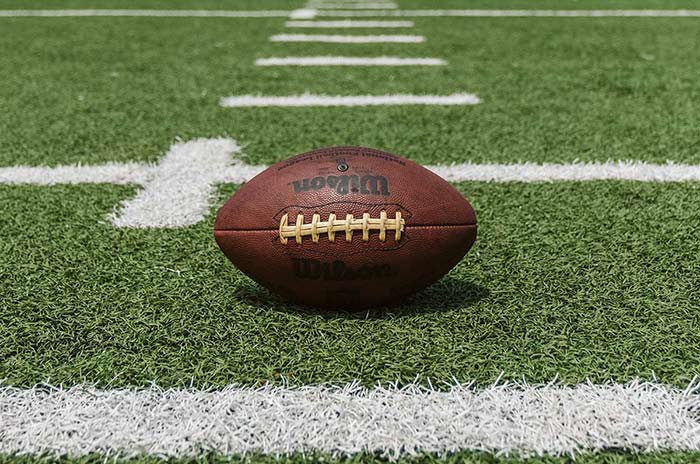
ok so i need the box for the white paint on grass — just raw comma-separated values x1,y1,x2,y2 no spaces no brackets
0,162,153,185
3,9,700,18
288,8,317,19
0,138,250,229
219,93,481,107
285,20,414,28
108,139,240,228
0,9,292,17
1,380,699,459
3,138,700,228
255,56,447,66
305,3,398,9
317,9,700,17
425,160,700,183
270,33,424,43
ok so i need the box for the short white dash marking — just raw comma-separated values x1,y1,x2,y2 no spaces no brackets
255,56,447,66
285,20,414,28
220,93,480,107
288,8,317,19
306,3,398,9
270,34,424,43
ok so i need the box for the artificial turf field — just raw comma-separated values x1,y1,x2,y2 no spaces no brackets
1,0,699,463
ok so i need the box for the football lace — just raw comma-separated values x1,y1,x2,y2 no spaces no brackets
278,211,405,244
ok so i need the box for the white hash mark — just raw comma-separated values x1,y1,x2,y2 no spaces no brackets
219,93,480,107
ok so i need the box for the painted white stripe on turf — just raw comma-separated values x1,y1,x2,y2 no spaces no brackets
219,93,480,107
0,163,153,185
424,161,700,183
255,56,447,66
288,8,317,19
285,20,414,27
0,9,292,17
305,3,398,9
108,138,241,228
3,9,700,18
317,9,700,17
270,34,424,43
3,140,700,229
1,381,698,458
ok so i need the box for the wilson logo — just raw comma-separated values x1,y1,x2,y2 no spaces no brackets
291,175,389,196
292,259,395,281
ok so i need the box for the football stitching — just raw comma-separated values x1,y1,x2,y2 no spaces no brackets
278,211,405,244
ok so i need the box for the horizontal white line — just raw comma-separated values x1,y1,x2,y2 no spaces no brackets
424,161,700,183
306,3,398,9
2,380,699,459
0,9,291,17
0,162,153,185
285,20,414,27
4,158,700,187
318,9,700,17
255,56,447,66
220,93,480,107
270,33,424,43
3,9,698,18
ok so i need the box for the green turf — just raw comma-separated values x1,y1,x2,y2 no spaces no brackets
2,181,699,388
2,3,700,463
1,16,700,167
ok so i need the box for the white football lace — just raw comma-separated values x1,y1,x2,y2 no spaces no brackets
279,211,404,244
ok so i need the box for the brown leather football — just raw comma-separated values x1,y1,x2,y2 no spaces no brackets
214,146,477,309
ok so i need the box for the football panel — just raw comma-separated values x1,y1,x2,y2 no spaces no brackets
214,225,477,308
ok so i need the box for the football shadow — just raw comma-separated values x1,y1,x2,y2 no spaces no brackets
236,276,489,320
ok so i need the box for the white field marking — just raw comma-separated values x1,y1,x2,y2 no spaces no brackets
3,9,700,18
288,8,317,19
255,56,447,66
220,93,480,107
1,380,699,459
305,3,398,9
285,20,414,27
0,162,153,185
3,142,700,229
108,138,241,228
270,34,424,43
0,9,292,17
424,160,700,183
317,9,700,17
0,138,250,229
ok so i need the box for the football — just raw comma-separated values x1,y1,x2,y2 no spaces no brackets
214,146,477,309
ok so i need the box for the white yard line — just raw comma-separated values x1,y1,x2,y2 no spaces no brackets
285,20,414,27
0,9,292,17
255,56,447,66
3,138,700,228
220,93,480,107
1,380,699,459
270,34,424,43
2,9,700,18
317,9,700,17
